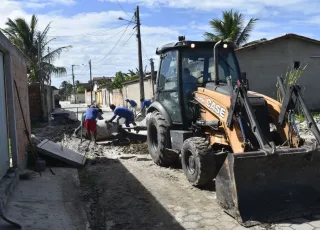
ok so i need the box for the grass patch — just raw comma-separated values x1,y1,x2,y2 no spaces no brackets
313,113,320,118
295,113,305,123
276,64,307,103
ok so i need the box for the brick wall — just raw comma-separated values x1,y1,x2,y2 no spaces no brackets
28,83,41,120
10,54,30,169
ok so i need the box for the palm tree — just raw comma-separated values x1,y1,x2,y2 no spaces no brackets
204,10,258,47
1,14,71,83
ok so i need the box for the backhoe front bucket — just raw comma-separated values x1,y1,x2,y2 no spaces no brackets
216,147,320,226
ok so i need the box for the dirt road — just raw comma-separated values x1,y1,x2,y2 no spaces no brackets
75,140,320,230
31,121,320,230
79,154,252,230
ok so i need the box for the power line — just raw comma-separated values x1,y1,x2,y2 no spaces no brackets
98,30,136,66
116,0,131,18
70,26,130,50
142,44,149,63
48,23,128,38
95,18,134,64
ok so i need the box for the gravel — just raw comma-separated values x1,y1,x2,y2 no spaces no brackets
296,117,320,144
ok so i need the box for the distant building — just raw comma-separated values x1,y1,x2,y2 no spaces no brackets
236,33,320,110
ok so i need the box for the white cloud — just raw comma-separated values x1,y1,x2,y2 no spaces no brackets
23,0,76,8
98,0,320,15
0,0,182,87
1,0,318,88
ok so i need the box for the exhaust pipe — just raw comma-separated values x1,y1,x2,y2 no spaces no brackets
214,40,222,85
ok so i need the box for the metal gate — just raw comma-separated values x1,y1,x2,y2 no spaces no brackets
0,52,9,179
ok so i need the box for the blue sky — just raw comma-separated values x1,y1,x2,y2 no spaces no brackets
1,0,320,87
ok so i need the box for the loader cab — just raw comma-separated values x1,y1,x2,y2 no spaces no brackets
155,39,241,124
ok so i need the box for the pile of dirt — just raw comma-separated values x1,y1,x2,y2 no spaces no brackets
121,142,148,155
57,134,148,160
32,122,80,143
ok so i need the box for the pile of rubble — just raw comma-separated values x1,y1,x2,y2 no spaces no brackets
32,122,79,143
297,117,320,143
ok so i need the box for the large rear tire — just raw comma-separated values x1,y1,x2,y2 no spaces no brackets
147,111,178,167
181,137,215,187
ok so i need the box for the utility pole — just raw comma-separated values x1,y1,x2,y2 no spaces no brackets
89,60,93,104
72,64,76,104
150,58,155,97
135,6,145,113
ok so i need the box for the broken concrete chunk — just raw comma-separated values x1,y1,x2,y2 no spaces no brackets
37,139,85,167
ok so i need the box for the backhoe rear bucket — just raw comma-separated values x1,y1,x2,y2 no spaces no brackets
215,147,320,226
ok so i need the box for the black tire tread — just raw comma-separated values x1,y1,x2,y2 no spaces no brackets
147,111,178,167
182,137,215,186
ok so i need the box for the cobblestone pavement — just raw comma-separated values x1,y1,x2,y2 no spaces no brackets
78,152,320,230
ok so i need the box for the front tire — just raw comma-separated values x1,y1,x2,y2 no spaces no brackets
147,111,178,167
181,137,215,187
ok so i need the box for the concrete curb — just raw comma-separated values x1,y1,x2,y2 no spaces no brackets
0,169,19,210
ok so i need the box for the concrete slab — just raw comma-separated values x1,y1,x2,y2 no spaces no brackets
37,139,85,167
0,168,89,230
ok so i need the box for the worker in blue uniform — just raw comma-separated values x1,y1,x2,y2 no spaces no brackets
140,98,152,113
125,98,138,116
108,104,137,127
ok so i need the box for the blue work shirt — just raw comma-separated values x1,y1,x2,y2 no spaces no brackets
127,99,137,107
141,99,152,111
85,108,98,120
109,106,134,122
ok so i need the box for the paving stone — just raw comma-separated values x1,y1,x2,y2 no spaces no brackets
233,225,249,230
184,214,203,222
291,223,314,230
175,211,187,218
188,208,200,214
214,221,237,229
290,218,309,224
175,217,183,223
310,220,320,227
173,206,185,211
276,223,292,227
216,214,237,222
200,218,218,226
181,221,199,229
275,227,293,230
203,205,217,211
201,211,218,218
167,204,175,209
197,226,218,230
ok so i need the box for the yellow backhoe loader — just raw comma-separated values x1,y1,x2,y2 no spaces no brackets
145,36,320,226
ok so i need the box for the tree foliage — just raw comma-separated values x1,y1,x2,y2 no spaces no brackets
1,14,71,83
112,71,126,89
77,85,85,93
204,9,258,46
59,81,73,98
